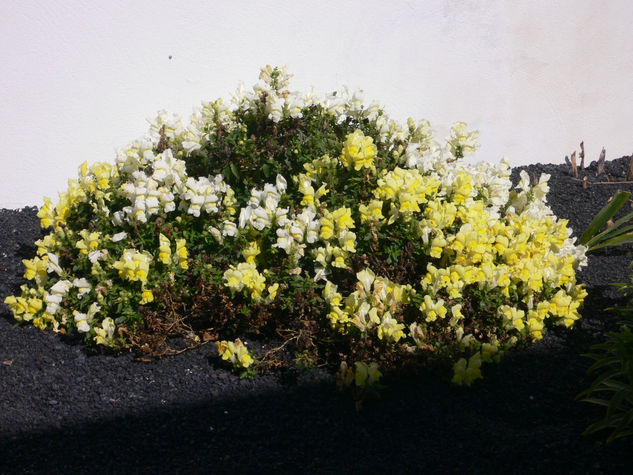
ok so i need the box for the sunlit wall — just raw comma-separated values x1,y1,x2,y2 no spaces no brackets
2,0,632,207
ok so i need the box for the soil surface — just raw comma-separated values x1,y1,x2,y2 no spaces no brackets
1,156,633,474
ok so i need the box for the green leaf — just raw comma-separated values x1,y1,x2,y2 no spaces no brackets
585,222,633,248
589,232,633,252
230,163,241,180
580,191,630,245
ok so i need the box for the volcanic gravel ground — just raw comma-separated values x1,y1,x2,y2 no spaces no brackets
1,157,633,474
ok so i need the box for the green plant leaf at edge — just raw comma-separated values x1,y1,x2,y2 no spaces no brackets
579,191,630,246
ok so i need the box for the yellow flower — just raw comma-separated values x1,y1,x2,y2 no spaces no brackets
242,241,261,264
37,197,55,228
452,353,482,386
158,233,171,264
22,257,48,282
336,361,355,389
223,262,267,301
331,247,348,268
339,230,356,252
319,215,335,240
140,288,154,304
376,312,405,343
175,239,188,269
236,345,253,368
94,317,116,345
359,200,384,223
4,295,26,316
35,234,58,256
340,129,377,171
420,295,447,322
430,233,447,259
266,283,279,301
223,266,244,291
354,361,382,387
216,339,253,369
331,207,355,232
75,229,101,255
450,171,473,205
500,305,525,331
112,249,152,283
481,340,502,363
327,306,351,328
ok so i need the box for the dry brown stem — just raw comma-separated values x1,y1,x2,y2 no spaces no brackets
597,147,606,175
571,151,578,178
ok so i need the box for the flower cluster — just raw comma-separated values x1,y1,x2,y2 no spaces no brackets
216,339,254,369
5,66,588,393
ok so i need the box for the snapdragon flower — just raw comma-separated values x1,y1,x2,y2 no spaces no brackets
337,361,382,390
94,317,116,345
452,353,483,386
112,249,152,283
340,129,377,171
446,122,479,159
119,171,165,223
72,302,100,334
75,230,102,255
223,262,267,301
216,338,254,369
180,176,222,217
44,279,72,315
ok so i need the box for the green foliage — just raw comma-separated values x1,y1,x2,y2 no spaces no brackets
577,285,633,443
579,191,633,252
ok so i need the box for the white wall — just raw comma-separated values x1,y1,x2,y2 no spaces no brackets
2,0,632,208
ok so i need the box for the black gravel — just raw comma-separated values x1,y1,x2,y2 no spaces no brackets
1,157,633,474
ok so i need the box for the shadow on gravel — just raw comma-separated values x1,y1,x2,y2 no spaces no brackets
1,345,631,475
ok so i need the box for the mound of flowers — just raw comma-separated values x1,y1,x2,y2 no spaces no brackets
5,66,588,395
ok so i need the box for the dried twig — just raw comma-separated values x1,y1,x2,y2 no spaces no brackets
627,156,633,181
579,141,585,170
571,151,578,178
597,147,606,175
571,177,633,185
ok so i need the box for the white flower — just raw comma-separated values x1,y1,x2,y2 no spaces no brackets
274,228,294,253
101,317,115,339
50,279,73,294
88,249,107,263
286,92,304,119
73,311,90,333
266,94,284,123
275,174,287,193
239,207,252,228
208,226,223,243
221,220,238,237
111,232,128,242
73,278,92,299
313,267,329,282
517,170,531,193
356,268,375,296
251,207,272,231
111,211,125,227
46,253,63,276
533,174,550,201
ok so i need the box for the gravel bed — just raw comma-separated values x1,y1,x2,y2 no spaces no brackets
1,156,633,473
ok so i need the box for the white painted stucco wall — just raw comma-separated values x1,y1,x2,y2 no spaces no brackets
1,0,632,208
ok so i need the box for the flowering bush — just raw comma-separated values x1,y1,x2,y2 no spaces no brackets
5,66,589,391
